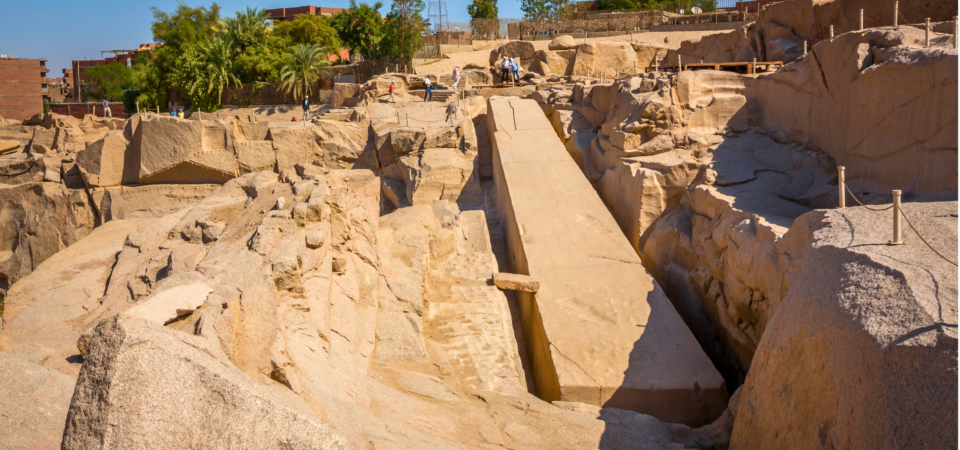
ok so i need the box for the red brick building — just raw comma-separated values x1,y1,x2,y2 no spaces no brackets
267,5,352,61
0,57,48,121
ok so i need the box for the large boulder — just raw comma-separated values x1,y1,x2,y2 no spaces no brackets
573,42,639,78
137,116,238,184
548,34,578,50
89,184,220,222
61,314,347,449
331,83,362,108
489,40,537,65
731,202,958,449
534,50,577,77
269,120,367,173
76,130,130,187
0,353,76,450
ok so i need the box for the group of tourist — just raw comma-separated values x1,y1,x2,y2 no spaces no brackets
499,57,521,83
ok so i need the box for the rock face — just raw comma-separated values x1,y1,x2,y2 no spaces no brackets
548,35,577,50
573,42,639,78
76,130,129,187
747,26,958,196
0,182,96,291
62,315,347,449
0,353,76,450
487,96,727,426
731,202,958,449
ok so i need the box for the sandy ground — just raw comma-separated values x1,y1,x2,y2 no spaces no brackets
415,30,724,75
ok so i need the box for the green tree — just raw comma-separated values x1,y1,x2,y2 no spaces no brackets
521,0,569,21
279,44,329,99
273,13,343,52
174,38,240,112
131,51,167,109
217,7,271,52
151,2,222,50
382,0,427,61
598,0,636,10
468,0,498,19
82,62,135,101
332,1,386,60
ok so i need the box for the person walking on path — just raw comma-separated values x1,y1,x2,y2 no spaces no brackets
302,95,310,122
389,80,396,103
423,77,433,101
510,58,520,83
452,65,461,90
500,58,510,83
102,98,111,118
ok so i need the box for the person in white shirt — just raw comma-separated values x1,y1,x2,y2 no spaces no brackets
423,77,433,101
102,98,111,118
452,65,461,90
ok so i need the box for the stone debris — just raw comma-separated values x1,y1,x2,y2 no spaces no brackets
492,272,540,293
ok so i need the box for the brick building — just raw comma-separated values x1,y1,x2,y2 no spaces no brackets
267,5,352,61
0,57,48,121
266,5,347,21
70,43,159,102
43,77,68,103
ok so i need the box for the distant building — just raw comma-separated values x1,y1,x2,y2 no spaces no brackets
43,77,68,103
70,43,159,102
266,5,347,21
0,56,48,121
266,6,351,62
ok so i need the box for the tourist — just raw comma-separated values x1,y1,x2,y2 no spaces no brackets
389,80,396,103
511,58,520,83
500,58,510,83
177,108,184,118
102,97,111,118
170,108,177,116
452,65,460,90
423,77,432,102
291,117,297,122
302,95,310,121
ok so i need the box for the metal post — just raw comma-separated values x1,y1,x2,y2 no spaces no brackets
838,166,845,208
925,18,931,47
891,190,904,245
894,1,898,26
859,9,864,30
830,25,834,39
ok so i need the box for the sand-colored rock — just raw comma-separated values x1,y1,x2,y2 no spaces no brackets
534,49,577,77
731,201,958,449
573,42,639,78
549,35,578,50
0,352,76,450
62,315,347,449
270,120,367,173
137,116,238,184
0,140,19,154
89,184,220,222
487,96,727,426
675,70,749,133
746,26,958,196
492,272,539,293
76,130,130,187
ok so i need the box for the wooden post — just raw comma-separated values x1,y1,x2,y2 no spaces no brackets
804,41,808,56
955,16,958,49
678,54,682,72
136,101,140,114
634,61,637,76
925,18,931,47
859,9,864,30
830,25,834,39
891,190,904,245
655,58,659,72
751,58,756,74
838,166,845,208
894,1,898,26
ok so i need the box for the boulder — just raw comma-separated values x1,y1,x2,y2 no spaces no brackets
89,184,220,222
534,50,577,77
62,315,347,449
572,42,639,78
489,41,537,65
270,121,366,172
731,202,958,449
0,140,19,154
0,156,47,185
399,147,478,205
76,130,129,187
632,43,670,70
28,126,61,154
0,353,77,450
492,272,539,293
331,83,362,109
138,116,238,184
548,35,578,50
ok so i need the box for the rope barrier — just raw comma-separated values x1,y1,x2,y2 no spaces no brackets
844,184,894,211
843,183,957,266
897,205,959,267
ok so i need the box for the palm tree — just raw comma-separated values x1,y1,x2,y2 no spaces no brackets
218,7,271,50
189,37,241,106
279,44,328,100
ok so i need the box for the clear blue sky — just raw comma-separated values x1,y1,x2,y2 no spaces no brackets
1,0,524,76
